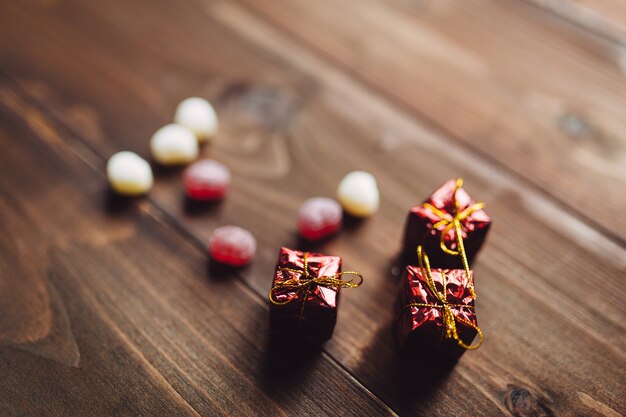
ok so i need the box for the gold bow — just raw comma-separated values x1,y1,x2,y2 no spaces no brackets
401,246,483,350
268,253,363,313
421,178,484,299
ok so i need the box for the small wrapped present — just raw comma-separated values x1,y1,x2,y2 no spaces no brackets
395,246,482,359
269,247,363,343
402,178,491,269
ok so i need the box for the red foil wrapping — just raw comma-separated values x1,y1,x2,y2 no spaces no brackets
402,179,491,268
270,247,342,342
395,265,478,358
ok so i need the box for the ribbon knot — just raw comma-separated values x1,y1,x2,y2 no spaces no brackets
421,178,484,299
401,246,483,350
269,253,363,307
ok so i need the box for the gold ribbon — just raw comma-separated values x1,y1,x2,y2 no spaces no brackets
400,246,483,350
269,253,363,318
421,178,484,299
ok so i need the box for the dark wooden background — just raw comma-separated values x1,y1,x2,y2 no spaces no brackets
1,1,625,416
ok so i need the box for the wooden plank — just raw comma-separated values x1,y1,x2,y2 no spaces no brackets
1,1,625,416
234,0,626,240
0,86,394,416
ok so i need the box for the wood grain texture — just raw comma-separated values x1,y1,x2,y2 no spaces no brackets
0,1,625,416
524,0,626,41
234,0,626,241
0,86,394,416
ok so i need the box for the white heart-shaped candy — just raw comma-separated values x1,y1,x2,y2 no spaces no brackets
150,124,198,166
174,97,219,143
107,151,153,196
337,171,380,217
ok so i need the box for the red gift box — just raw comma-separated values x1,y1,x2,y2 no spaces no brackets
395,247,482,359
402,178,491,269
269,247,362,343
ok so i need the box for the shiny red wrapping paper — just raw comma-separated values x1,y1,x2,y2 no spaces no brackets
270,247,341,342
402,179,491,268
395,265,478,358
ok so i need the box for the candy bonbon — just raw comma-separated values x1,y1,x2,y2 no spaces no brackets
106,151,153,196
298,197,342,240
174,97,219,143
208,225,256,266
184,159,231,201
150,124,198,166
337,171,380,217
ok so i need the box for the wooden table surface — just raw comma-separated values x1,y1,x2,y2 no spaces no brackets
1,1,625,416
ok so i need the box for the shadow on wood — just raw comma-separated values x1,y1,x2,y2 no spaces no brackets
206,256,252,282
341,211,368,232
352,320,456,412
183,195,224,216
103,187,138,215
151,163,185,179
258,331,324,394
